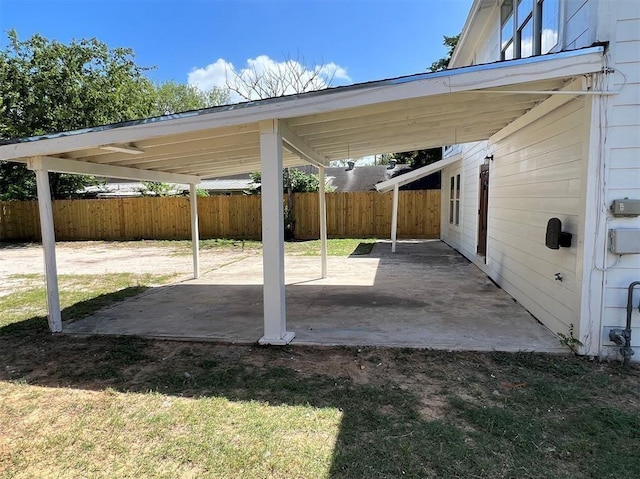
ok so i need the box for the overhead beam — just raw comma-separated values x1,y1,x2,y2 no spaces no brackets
279,120,329,167
376,154,463,193
26,156,200,184
99,144,145,155
490,77,588,143
0,48,602,163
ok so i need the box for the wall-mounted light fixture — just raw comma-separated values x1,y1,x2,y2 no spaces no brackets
484,155,494,162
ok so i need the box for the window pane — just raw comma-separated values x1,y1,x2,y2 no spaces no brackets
456,174,461,199
517,0,532,27
520,18,534,57
501,13,514,49
541,0,559,53
501,0,514,22
455,201,460,226
449,201,454,223
450,176,455,199
503,42,514,60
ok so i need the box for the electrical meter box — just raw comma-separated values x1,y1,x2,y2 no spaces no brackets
611,199,640,217
609,229,640,254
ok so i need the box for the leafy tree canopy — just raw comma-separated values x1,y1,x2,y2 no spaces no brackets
0,31,230,200
0,30,157,200
248,168,320,194
429,35,460,72
153,81,229,115
390,148,442,169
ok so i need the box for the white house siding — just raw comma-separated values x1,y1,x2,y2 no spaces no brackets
443,0,640,359
441,141,488,259
597,1,640,359
442,99,588,339
565,0,592,49
488,99,587,338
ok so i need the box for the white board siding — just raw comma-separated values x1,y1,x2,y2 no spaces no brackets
441,141,488,261
486,99,586,338
598,3,640,360
565,0,591,49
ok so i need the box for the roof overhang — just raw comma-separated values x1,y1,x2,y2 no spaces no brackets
0,46,605,181
376,154,462,193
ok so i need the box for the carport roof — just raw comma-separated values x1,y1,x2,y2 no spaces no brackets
0,46,605,182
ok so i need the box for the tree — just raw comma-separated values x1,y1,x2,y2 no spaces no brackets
247,169,320,194
380,32,460,190
429,34,460,72
390,148,442,169
224,55,336,102
153,81,229,115
226,54,338,238
0,30,157,200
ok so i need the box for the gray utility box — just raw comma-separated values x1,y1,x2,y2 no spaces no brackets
611,199,640,217
610,229,640,254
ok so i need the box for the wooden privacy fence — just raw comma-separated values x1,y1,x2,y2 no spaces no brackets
0,190,440,241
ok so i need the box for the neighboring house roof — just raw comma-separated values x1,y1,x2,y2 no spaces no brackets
85,165,433,196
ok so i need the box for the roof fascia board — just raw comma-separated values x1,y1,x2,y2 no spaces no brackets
27,156,200,184
376,153,463,193
279,120,329,167
0,47,604,162
450,0,489,67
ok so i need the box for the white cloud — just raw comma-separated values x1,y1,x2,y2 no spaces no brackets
188,55,351,104
187,58,234,94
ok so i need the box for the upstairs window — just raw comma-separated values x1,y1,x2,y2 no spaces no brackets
501,0,559,60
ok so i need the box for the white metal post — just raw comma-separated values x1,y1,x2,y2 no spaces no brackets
258,120,294,345
190,183,201,279
34,168,62,332
391,183,399,253
318,166,328,278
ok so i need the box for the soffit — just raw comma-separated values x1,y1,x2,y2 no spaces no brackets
0,47,604,180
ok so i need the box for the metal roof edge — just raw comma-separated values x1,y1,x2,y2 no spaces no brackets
0,45,605,152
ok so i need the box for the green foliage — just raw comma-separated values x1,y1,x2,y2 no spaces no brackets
429,34,460,72
391,147,442,169
248,168,320,194
557,323,584,354
0,30,157,200
152,81,229,115
138,181,173,197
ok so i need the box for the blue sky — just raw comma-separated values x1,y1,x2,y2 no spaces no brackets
0,0,473,94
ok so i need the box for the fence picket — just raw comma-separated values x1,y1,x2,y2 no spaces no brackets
0,191,440,241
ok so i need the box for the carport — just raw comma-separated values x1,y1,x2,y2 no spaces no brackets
0,46,604,345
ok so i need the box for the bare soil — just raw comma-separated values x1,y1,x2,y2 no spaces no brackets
0,241,257,296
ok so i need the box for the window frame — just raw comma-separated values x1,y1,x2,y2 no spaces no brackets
500,0,560,60
449,172,462,229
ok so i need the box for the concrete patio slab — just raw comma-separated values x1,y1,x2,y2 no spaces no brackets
64,240,567,353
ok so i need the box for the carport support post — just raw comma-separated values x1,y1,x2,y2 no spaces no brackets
258,120,294,345
190,183,200,279
391,183,399,253
318,165,328,278
33,166,62,332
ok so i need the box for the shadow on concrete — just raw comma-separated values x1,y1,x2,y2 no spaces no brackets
62,240,564,353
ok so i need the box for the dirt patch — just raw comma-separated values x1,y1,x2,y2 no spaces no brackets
0,241,256,282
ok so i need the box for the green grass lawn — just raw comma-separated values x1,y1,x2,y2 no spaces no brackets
153,237,377,257
0,269,639,478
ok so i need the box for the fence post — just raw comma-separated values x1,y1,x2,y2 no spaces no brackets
318,166,328,278
190,184,200,279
